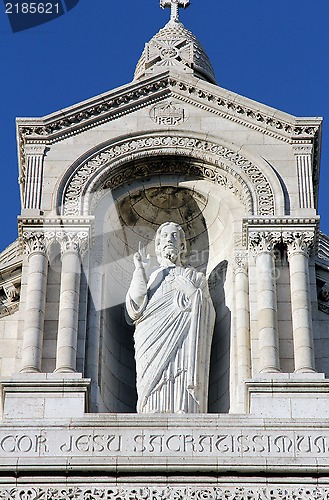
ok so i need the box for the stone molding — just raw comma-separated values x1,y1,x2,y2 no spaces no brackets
60,135,276,217
0,486,328,499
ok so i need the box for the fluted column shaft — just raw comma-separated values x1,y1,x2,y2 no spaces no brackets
250,232,281,373
284,231,315,373
21,232,49,373
234,253,251,381
55,232,88,373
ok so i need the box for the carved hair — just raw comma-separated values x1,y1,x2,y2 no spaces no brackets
155,222,187,263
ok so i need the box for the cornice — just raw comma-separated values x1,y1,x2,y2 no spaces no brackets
18,216,94,228
17,217,94,251
17,70,322,201
167,75,321,143
242,216,320,248
17,72,322,146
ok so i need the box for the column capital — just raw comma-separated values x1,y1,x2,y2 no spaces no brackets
292,143,314,156
24,144,47,156
23,230,56,258
23,231,46,256
282,230,315,257
248,231,281,257
56,231,89,258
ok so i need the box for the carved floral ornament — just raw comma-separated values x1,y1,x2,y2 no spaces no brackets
22,230,89,258
0,486,328,499
60,135,277,217
282,231,315,256
248,230,316,257
248,231,281,256
234,251,248,273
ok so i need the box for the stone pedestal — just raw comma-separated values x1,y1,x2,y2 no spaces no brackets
245,373,329,418
1,374,90,420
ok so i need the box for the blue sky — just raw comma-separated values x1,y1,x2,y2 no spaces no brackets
0,0,328,252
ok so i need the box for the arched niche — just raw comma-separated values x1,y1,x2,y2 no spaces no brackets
56,132,286,218
88,156,247,413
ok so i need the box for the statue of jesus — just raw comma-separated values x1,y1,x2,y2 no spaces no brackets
126,222,215,413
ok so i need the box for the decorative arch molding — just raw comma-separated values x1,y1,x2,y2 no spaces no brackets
58,133,283,217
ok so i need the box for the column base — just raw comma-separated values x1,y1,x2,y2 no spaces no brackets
19,367,41,374
54,367,77,374
1,373,90,420
294,367,316,374
259,368,281,374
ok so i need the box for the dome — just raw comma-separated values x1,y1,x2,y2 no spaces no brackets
134,20,216,84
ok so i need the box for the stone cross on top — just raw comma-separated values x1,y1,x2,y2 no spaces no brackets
160,0,190,23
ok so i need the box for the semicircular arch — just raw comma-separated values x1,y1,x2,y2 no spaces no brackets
56,132,286,217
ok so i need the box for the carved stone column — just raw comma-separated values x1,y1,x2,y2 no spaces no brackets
234,252,251,381
249,231,281,373
283,231,316,373
55,232,88,373
21,231,52,373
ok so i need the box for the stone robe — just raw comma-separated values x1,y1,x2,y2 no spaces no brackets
126,265,215,413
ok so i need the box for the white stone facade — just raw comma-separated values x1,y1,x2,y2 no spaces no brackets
0,2,329,493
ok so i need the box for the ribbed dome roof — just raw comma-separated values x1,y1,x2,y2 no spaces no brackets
134,20,216,84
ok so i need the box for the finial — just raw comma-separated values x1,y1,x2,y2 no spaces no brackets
160,0,190,23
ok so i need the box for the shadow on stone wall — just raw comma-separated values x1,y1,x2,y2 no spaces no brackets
208,260,231,413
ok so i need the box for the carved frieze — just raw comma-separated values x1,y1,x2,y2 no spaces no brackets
0,486,328,499
62,135,275,217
